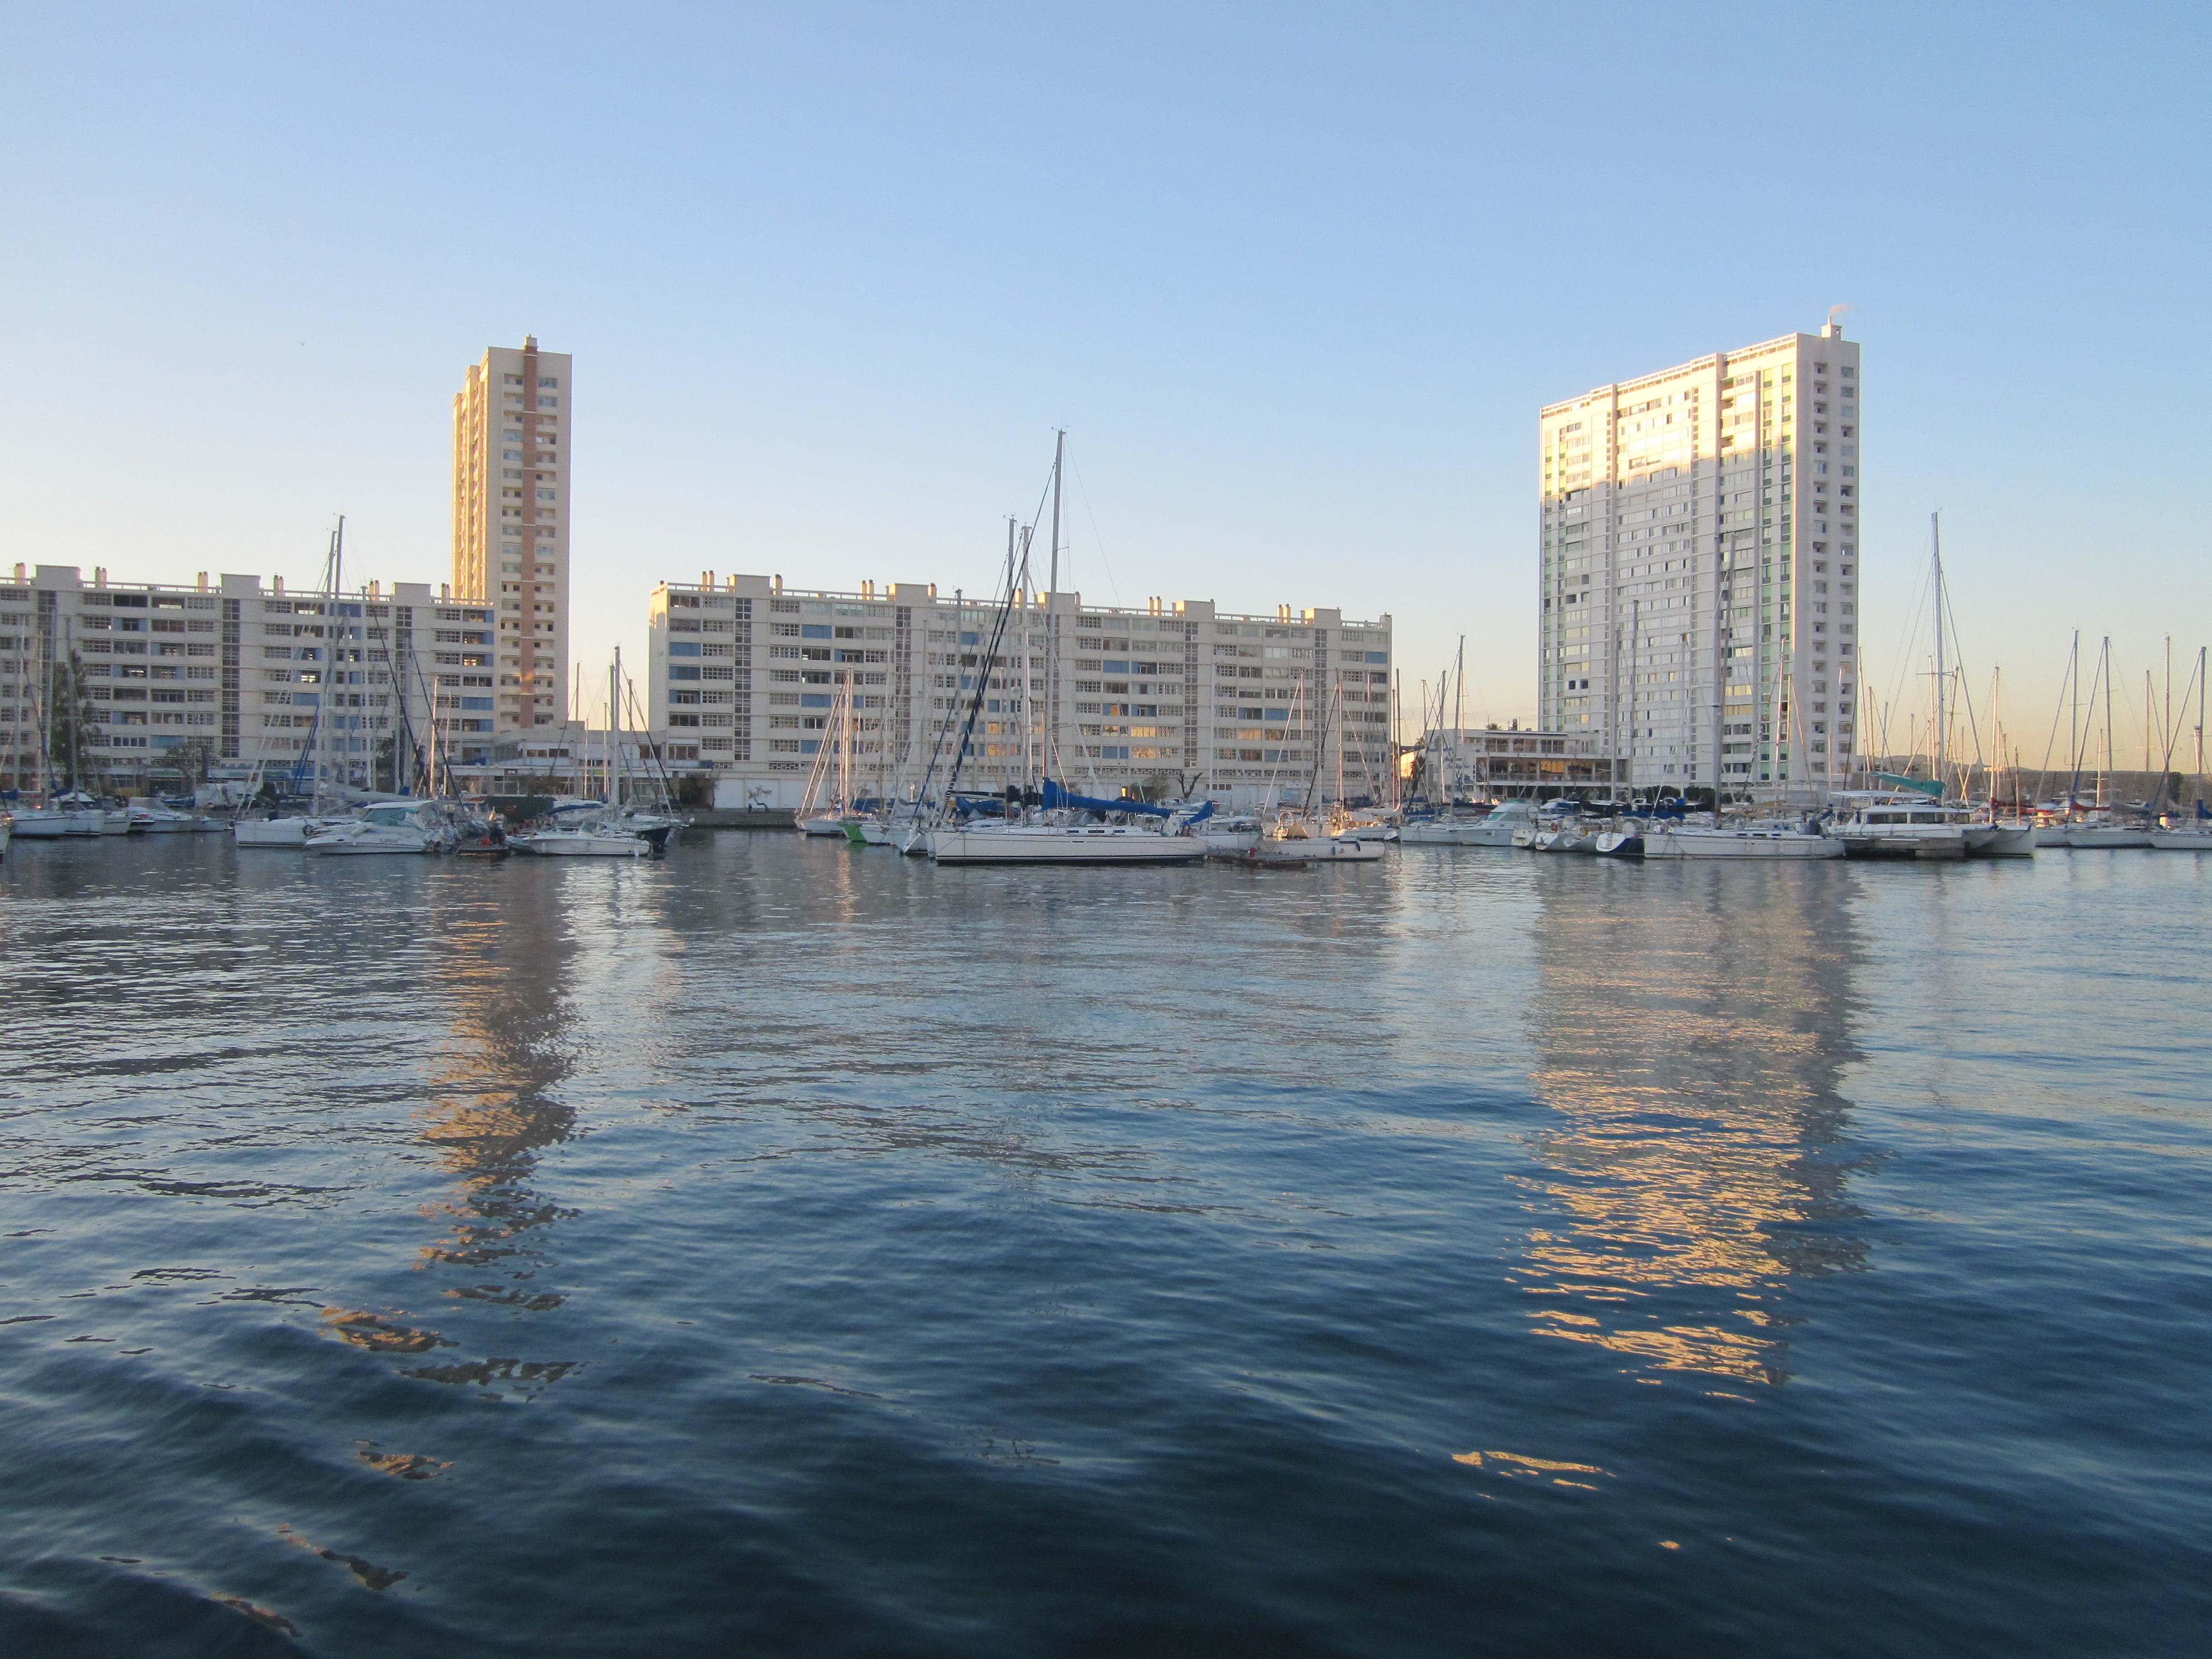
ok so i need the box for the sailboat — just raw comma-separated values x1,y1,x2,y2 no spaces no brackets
920,436,1206,867
1829,515,2033,857
508,655,653,857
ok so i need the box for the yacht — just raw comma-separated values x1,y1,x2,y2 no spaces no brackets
304,801,448,856
1401,799,1533,848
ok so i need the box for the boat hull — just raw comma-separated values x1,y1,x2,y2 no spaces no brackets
797,816,849,837
2065,827,2154,848
1836,827,1969,859
929,827,1208,865
9,810,107,838
1965,825,2036,858
2150,830,2212,851
232,818,311,847
510,833,646,857
1646,828,1844,860
305,832,436,855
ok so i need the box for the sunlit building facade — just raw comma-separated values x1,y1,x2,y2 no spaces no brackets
643,573,1394,807
1539,323,1861,795
0,561,485,792
452,336,571,735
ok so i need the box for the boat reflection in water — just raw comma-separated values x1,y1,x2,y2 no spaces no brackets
1514,861,1875,1386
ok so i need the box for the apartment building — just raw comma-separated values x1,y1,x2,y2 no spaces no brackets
0,562,493,792
452,336,571,734
644,573,1394,807
1415,727,1619,798
1538,323,1861,795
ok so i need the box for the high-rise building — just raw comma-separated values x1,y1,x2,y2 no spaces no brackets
636,573,1395,809
1537,323,1862,796
452,336,571,738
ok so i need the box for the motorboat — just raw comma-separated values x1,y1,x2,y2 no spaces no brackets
1645,823,1844,860
128,800,205,833
508,819,649,857
304,801,448,856
1400,800,1533,848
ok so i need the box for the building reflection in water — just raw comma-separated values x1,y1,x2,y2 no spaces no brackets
1515,863,1876,1386
409,888,582,1357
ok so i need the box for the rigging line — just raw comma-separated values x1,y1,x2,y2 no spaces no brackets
1880,550,1935,749
1064,448,1121,608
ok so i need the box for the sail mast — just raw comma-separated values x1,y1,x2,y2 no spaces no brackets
1045,432,1064,784
1931,514,1947,800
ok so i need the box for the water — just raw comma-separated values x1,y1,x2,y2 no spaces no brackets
2,833,2208,1656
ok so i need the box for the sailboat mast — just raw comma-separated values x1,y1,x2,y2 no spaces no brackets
2067,630,2081,808
610,648,623,806
1046,434,1066,784
1451,636,1465,799
1931,514,1947,799
2101,637,2115,809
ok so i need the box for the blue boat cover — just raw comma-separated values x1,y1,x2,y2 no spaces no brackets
1040,779,1173,819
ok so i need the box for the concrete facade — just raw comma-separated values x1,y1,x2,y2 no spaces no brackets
1539,324,1862,796
452,336,571,744
1,562,485,794
644,573,1395,808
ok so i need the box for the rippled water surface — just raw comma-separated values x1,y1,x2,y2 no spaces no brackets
2,832,2209,1656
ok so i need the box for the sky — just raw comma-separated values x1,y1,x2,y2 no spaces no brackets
3,2,2208,760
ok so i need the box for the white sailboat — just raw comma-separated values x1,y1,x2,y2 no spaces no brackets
919,435,1209,870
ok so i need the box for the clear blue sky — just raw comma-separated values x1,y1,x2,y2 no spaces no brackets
3,3,2207,757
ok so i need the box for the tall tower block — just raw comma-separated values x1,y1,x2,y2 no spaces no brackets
453,336,572,730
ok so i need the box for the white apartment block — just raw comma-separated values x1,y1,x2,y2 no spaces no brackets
1539,323,1862,795
452,336,570,736
1,562,494,792
644,573,1395,807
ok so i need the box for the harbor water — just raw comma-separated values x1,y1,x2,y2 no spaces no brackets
2,834,2208,1656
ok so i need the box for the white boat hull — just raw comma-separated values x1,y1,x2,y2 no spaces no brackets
797,816,849,837
2065,827,2154,849
2150,829,2212,851
1966,824,2036,858
306,830,436,855
1646,827,1844,860
232,818,322,847
9,810,107,838
510,832,647,857
929,826,1208,865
